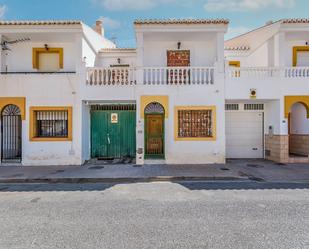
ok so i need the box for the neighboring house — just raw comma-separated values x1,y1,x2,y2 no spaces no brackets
225,18,309,163
0,18,308,166
0,20,115,165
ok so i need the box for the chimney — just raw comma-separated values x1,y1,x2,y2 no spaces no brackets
94,20,104,37
265,20,273,26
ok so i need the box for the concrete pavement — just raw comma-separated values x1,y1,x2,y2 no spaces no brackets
0,159,309,184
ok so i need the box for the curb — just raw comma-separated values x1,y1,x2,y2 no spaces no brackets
0,176,247,184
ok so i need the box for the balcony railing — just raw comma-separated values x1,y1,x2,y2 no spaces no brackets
228,67,309,79
86,67,215,86
143,67,214,85
87,67,136,86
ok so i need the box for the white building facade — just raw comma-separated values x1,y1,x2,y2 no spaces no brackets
0,18,308,166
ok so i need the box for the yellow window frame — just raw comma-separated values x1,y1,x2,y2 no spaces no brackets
292,46,309,67
32,48,64,70
174,106,217,141
29,106,72,142
229,61,240,67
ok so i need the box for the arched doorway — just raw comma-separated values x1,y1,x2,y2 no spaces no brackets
1,104,22,163
289,102,309,157
144,102,165,159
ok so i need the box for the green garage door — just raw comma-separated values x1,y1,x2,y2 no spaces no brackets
91,105,136,159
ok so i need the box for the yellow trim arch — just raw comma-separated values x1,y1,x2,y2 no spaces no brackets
140,96,169,118
0,97,26,120
285,96,309,118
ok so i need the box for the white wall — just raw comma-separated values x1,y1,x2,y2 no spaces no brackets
82,38,97,68
96,52,137,67
81,103,91,161
135,75,225,164
264,100,281,135
291,103,309,134
143,40,216,67
0,74,82,166
2,42,77,72
244,42,269,67
225,42,270,67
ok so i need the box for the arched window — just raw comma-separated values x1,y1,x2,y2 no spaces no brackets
144,102,165,114
1,104,21,116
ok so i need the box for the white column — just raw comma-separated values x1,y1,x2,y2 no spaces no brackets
274,32,286,67
136,32,144,84
75,33,85,74
0,35,2,72
216,32,225,73
280,97,289,135
135,32,145,165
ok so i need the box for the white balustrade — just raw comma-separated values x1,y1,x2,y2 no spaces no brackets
228,67,309,79
143,67,214,85
87,67,136,86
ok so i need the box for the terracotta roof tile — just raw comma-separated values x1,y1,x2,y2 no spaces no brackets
134,19,229,25
224,46,250,51
0,20,82,26
281,18,309,24
100,48,136,52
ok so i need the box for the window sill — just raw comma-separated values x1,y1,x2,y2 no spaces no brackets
1,71,76,75
30,137,72,142
174,137,216,141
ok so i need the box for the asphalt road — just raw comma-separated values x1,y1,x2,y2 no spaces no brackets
0,181,308,249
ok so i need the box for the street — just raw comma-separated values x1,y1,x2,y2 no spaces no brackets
0,182,308,249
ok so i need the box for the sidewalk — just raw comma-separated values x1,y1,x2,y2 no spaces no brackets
0,159,309,184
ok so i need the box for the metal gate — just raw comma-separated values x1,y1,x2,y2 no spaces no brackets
91,104,136,159
1,105,22,163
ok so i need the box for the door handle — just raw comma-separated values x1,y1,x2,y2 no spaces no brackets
107,133,111,144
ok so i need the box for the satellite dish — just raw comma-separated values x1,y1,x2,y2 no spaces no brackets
1,37,31,51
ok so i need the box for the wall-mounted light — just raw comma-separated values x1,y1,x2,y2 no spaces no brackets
250,88,257,99
177,42,181,50
44,44,49,50
117,58,121,64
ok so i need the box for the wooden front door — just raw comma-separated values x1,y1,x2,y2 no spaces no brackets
145,114,164,158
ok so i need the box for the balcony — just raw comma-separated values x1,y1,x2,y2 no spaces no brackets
86,67,215,86
86,67,137,86
227,67,309,79
143,67,214,85
226,66,309,100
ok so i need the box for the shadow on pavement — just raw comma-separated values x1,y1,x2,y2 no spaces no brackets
178,181,309,190
0,181,309,192
0,183,117,192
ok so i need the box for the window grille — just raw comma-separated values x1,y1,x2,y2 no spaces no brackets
177,110,213,138
244,104,264,110
225,104,239,111
35,110,68,138
91,104,136,111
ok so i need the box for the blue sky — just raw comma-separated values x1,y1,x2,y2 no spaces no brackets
0,0,308,47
